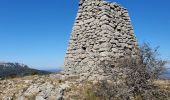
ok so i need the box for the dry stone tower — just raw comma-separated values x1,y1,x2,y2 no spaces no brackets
64,0,139,78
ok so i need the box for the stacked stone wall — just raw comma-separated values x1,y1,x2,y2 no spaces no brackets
64,0,139,78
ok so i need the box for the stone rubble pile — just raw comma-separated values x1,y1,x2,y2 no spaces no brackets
0,74,71,100
64,0,139,78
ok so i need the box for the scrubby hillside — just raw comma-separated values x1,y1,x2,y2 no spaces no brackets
0,74,169,100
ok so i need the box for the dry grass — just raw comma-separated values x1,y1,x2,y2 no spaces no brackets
64,79,170,100
154,79,170,91
65,81,100,100
151,79,170,100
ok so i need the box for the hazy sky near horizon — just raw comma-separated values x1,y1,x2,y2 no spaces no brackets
0,0,170,70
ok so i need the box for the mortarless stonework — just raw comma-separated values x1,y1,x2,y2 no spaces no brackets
64,0,139,78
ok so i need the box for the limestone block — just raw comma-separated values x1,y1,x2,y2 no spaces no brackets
112,48,118,52
101,15,109,20
100,52,109,57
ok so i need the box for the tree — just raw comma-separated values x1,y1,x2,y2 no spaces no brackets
94,43,168,100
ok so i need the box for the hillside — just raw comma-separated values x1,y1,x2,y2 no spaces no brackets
160,69,170,79
0,62,50,78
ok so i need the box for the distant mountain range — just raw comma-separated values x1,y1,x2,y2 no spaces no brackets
46,69,62,73
0,62,51,78
160,68,170,79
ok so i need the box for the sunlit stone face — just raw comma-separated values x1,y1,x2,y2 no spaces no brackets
64,0,139,78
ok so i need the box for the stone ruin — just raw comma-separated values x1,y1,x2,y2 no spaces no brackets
64,0,139,79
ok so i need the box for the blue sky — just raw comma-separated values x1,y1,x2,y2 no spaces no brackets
0,0,170,70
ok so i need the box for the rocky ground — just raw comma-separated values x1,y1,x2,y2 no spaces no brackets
0,74,83,100
0,74,170,100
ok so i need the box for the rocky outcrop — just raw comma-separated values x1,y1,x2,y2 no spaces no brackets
0,73,104,100
64,0,139,78
0,74,73,100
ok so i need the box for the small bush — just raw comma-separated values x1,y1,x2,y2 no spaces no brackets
94,43,169,100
